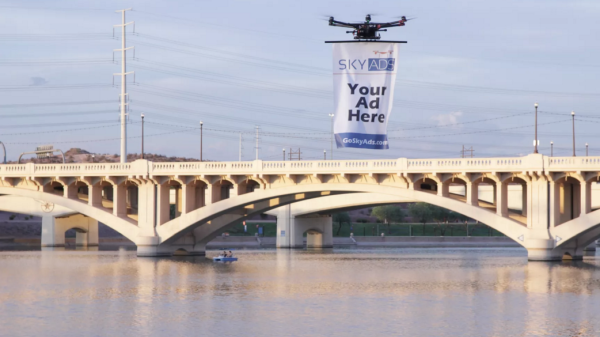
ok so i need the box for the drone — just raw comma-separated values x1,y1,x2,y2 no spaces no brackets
328,14,410,40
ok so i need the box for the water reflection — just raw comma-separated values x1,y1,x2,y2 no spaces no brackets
1,248,600,336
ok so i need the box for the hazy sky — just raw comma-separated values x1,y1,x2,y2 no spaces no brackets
0,0,599,161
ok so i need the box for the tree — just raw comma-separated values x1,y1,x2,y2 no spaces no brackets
408,203,434,235
372,205,404,233
332,212,351,235
431,206,451,236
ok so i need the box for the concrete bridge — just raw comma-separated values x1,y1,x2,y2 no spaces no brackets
1,153,599,261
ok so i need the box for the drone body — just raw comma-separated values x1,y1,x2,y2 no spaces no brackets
328,14,409,40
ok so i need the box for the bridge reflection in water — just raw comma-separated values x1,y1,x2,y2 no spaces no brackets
1,248,600,336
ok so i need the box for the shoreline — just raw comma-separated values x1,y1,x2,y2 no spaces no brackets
0,236,524,249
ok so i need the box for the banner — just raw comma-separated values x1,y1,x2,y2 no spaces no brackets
332,42,399,149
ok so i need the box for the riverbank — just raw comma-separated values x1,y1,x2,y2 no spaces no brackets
0,236,521,248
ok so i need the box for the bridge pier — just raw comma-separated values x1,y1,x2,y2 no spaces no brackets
275,205,333,249
41,214,98,247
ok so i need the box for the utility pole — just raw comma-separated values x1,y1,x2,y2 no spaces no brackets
239,133,242,162
328,113,334,160
141,113,144,159
200,121,203,161
114,8,134,163
572,111,576,157
586,143,589,157
534,103,539,154
324,150,326,160
550,141,554,157
283,148,285,161
255,126,259,160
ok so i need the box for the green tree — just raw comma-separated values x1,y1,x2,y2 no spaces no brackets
431,206,451,236
332,212,351,235
372,205,404,233
408,203,434,235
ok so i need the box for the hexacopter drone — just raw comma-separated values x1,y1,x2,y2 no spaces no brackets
328,14,411,40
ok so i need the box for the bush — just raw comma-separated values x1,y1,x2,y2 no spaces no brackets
9,214,16,220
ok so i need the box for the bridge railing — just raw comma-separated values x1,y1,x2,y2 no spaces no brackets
546,157,600,170
0,161,147,178
1,155,597,178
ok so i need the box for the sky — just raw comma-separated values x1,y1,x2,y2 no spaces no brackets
0,0,599,162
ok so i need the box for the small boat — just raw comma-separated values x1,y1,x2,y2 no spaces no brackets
213,255,238,262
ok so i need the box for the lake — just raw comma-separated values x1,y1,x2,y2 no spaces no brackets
1,247,600,336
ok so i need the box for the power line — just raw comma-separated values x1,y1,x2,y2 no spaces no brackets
0,100,115,109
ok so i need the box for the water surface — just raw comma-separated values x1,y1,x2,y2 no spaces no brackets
1,247,600,336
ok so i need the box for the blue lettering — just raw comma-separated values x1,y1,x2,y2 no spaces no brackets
350,60,357,70
357,59,366,70
368,58,395,71
338,59,346,70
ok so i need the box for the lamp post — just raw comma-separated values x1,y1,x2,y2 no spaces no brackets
586,143,589,157
92,154,95,163
324,150,326,160
283,148,285,161
534,103,538,153
571,111,576,157
328,113,334,160
550,141,554,157
200,121,203,161
141,113,145,159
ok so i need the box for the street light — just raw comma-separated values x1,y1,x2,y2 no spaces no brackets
324,149,326,160
586,143,589,157
571,111,576,157
534,103,539,154
550,141,554,157
328,113,334,160
92,154,95,163
283,148,285,161
141,113,145,159
200,121,203,161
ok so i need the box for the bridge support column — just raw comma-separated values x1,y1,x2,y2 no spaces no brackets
581,180,592,216
274,206,332,248
156,182,170,226
466,181,478,205
275,205,301,248
113,183,127,217
524,175,571,261
181,181,196,214
88,181,103,207
496,181,508,217
41,214,98,247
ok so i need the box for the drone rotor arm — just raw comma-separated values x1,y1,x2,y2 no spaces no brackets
330,19,359,29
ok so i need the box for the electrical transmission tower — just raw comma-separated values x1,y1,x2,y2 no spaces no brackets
461,145,474,158
288,148,302,161
114,8,135,163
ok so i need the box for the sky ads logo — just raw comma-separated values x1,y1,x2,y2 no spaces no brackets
338,57,395,71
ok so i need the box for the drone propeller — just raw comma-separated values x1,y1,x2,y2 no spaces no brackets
393,15,416,21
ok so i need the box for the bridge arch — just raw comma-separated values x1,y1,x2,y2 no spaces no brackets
0,186,139,241
156,184,528,247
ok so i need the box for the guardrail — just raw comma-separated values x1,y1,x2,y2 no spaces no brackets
0,155,597,178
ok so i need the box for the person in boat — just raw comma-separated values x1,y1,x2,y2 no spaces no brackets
227,251,233,258
222,250,227,257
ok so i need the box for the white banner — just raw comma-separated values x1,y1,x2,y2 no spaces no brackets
332,42,399,149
